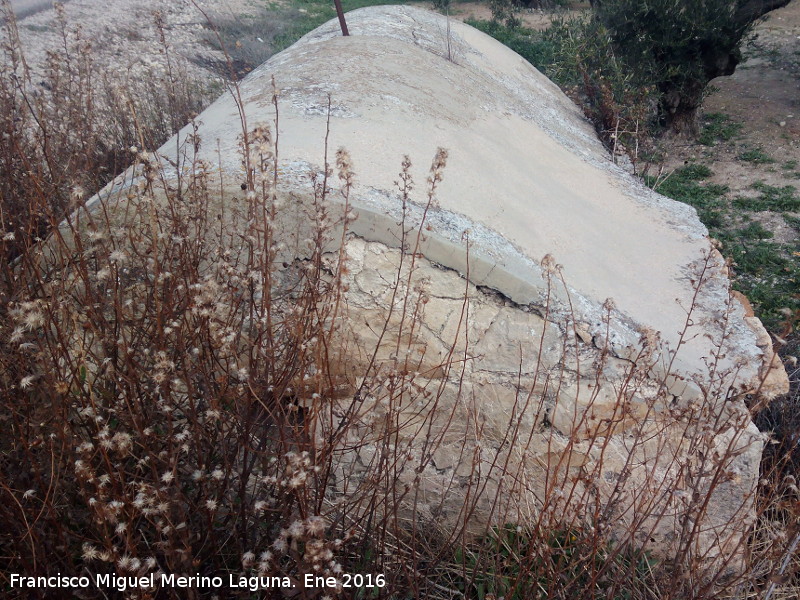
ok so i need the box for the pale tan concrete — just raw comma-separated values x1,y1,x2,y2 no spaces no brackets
154,6,784,399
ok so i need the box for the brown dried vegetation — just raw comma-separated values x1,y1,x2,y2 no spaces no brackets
0,4,798,600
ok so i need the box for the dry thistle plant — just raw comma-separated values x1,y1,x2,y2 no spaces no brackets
0,0,209,270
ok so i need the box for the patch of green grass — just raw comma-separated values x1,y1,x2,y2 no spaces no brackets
782,160,798,171
780,161,800,179
738,147,775,165
648,166,799,331
783,214,800,232
733,182,800,212
697,112,742,146
465,20,557,68
678,163,713,179
737,222,774,240
715,233,800,330
647,164,726,228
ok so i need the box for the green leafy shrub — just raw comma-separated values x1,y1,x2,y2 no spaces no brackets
592,0,791,134
544,16,659,153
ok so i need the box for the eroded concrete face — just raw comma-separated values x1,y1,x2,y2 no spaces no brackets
155,6,785,401
82,6,785,562
319,236,765,565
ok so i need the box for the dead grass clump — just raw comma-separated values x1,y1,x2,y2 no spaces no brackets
0,0,210,268
195,7,299,79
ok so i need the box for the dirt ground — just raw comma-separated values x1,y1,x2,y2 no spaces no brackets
7,0,263,88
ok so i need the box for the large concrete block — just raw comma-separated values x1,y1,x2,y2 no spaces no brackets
65,5,786,564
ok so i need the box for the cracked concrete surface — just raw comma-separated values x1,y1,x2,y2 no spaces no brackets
74,5,788,562
152,5,785,402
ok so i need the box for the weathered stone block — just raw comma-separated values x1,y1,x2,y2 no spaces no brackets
60,5,786,567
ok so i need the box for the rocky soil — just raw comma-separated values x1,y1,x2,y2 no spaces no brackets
8,0,264,89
